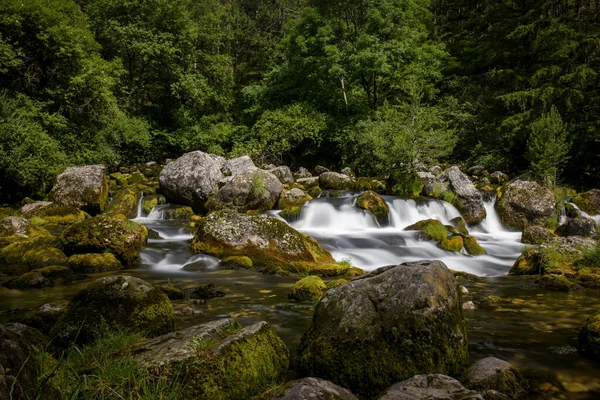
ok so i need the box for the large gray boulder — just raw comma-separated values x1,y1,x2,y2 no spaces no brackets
497,180,556,230
269,166,295,185
319,172,353,190
50,275,174,347
445,167,486,224
260,377,358,400
296,260,468,398
132,319,289,399
50,165,108,215
378,374,483,400
222,155,255,177
159,151,225,212
463,357,525,398
206,169,283,213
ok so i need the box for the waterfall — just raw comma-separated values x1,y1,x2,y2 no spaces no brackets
567,202,600,224
135,193,144,219
147,204,169,220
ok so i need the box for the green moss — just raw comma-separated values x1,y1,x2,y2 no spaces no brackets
67,253,122,273
580,312,600,360
159,283,184,300
142,194,165,214
307,186,322,198
6,271,52,289
464,365,526,398
222,256,253,269
33,265,72,279
440,236,464,252
15,302,68,335
0,232,62,276
351,177,386,192
356,190,389,225
110,172,129,186
443,191,458,204
289,276,327,302
450,269,480,282
325,279,348,289
0,207,16,219
423,223,448,242
405,218,444,231
463,235,486,255
105,186,142,219
483,295,504,304
22,246,68,269
279,206,301,220
538,274,582,291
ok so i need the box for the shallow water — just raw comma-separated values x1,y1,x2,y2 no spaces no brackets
1,194,599,398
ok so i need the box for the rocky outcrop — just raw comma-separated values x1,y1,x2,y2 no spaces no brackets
445,167,486,224
50,165,108,215
497,180,556,230
571,189,600,215
260,377,358,400
269,166,294,185
159,151,225,212
579,311,600,360
207,169,283,213
51,275,174,346
378,374,483,400
60,215,148,266
105,186,142,219
489,171,508,185
132,319,288,399
463,357,525,398
18,202,86,229
356,190,389,225
221,155,255,177
319,172,353,190
190,210,339,275
555,217,597,237
296,260,468,398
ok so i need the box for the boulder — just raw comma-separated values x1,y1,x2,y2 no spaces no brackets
222,155,256,176
105,186,142,219
521,226,556,244
497,180,556,230
278,188,311,220
148,204,194,220
67,253,122,273
132,319,289,399
571,189,600,215
445,167,486,224
18,201,54,217
141,194,166,214
555,217,597,237
297,177,320,188
190,210,337,275
19,202,86,229
463,358,525,398
341,167,354,177
50,165,108,215
468,165,487,177
159,151,225,212
61,215,148,266
14,302,67,335
4,271,52,289
269,166,295,185
294,167,312,179
489,171,508,185
260,377,358,400
378,374,483,400
289,276,327,302
356,190,389,225
579,311,600,360
50,275,174,346
158,283,184,300
206,169,283,213
0,216,32,238
0,232,62,276
314,165,329,175
319,172,353,190
296,260,468,398
190,283,225,299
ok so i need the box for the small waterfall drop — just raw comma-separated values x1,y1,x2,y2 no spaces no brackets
147,204,169,220
135,193,144,219
567,202,600,224
388,198,462,228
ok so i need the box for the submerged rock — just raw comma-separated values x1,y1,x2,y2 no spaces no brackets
159,151,225,212
51,275,174,346
190,283,225,299
497,180,556,230
579,311,600,360
190,210,337,275
463,357,526,398
132,319,288,399
356,190,389,225
296,260,468,398
50,165,108,215
379,374,483,400
259,377,358,400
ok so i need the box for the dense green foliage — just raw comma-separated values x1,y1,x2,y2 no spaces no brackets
1,0,599,201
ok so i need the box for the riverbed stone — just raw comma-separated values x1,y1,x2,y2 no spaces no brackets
319,172,353,190
159,151,225,212
294,167,312,179
14,302,68,335
67,253,122,273
289,276,327,302
378,374,483,400
296,260,468,398
555,217,597,237
190,210,337,275
4,271,53,289
61,215,148,266
51,275,174,347
571,189,600,215
580,312,600,360
278,188,311,220
356,190,389,225
269,166,295,185
206,169,283,213
131,319,288,399
50,165,108,215
463,357,525,398
259,377,358,400
497,180,556,230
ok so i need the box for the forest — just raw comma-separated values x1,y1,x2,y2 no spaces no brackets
1,0,599,200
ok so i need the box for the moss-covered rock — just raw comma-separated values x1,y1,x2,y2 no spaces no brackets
158,283,184,300
67,253,122,273
0,216,50,245
132,319,289,399
33,265,72,280
295,260,468,399
19,202,86,229
190,210,336,275
571,189,600,215
190,284,226,299
307,186,322,198
579,312,600,360
325,279,348,289
221,256,253,269
555,217,597,237
440,236,464,252
497,180,557,230
51,275,174,347
522,226,556,244
105,186,142,219
463,357,526,398
538,274,582,291
141,194,166,214
350,177,386,192
356,190,389,225
61,215,148,266
13,302,67,335
0,231,61,276
148,204,194,220
463,235,486,255
278,188,311,211
449,217,469,236
379,374,481,399
22,247,67,269
289,276,327,302
4,271,53,289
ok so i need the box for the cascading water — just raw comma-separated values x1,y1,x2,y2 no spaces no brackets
566,202,600,224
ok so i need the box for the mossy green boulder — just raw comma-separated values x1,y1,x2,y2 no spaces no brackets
50,165,109,215
4,271,52,289
105,186,142,219
0,227,62,276
405,219,486,255
579,312,600,360
356,190,389,225
463,235,486,255
440,235,464,252
19,202,86,230
141,194,166,214
132,319,289,399
521,226,556,244
289,276,327,301
497,180,557,230
67,253,122,273
278,188,311,220
571,189,600,215
61,215,148,266
190,210,337,275
463,357,526,398
296,260,468,399
51,275,174,347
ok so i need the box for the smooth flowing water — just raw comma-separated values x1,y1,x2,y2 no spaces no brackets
1,193,599,398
